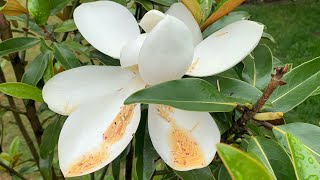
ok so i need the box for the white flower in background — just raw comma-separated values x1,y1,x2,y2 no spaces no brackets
42,1,263,177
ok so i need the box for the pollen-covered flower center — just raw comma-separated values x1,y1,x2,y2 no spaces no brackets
66,104,136,176
156,105,205,168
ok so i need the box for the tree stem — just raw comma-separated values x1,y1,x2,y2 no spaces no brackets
125,144,134,180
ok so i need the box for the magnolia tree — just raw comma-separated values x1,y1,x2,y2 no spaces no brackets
0,0,319,179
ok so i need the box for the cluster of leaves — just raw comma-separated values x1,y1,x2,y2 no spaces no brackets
0,0,319,179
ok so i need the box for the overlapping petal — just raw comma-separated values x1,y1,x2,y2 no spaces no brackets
166,3,203,46
138,15,194,85
139,10,166,33
58,92,141,177
120,33,148,68
148,105,220,171
43,66,145,115
186,20,264,77
74,1,140,58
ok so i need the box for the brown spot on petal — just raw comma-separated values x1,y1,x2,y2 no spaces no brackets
65,104,136,176
187,58,200,73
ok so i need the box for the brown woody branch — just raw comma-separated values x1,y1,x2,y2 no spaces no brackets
0,104,26,115
228,64,289,135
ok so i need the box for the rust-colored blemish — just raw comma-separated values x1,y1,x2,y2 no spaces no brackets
155,105,205,168
66,104,136,176
187,58,200,73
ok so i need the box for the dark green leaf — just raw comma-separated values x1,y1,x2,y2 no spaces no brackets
217,143,273,180
86,50,120,66
210,112,233,135
135,110,159,180
0,37,39,57
204,76,268,106
39,153,54,180
61,40,88,53
54,19,77,33
242,44,273,91
53,43,81,69
50,0,73,15
40,38,54,54
247,136,296,180
22,53,49,86
125,78,237,112
218,165,231,180
273,123,320,159
136,0,153,11
286,133,320,179
203,11,250,38
150,0,178,6
43,56,55,83
174,167,215,180
40,117,64,158
0,82,43,102
269,57,320,112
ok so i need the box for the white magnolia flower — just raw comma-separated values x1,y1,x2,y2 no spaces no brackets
43,1,263,177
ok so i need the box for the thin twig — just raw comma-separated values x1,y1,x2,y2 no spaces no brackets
40,25,57,42
21,0,30,62
125,143,134,180
61,0,80,41
228,64,289,135
0,160,27,180
0,104,26,115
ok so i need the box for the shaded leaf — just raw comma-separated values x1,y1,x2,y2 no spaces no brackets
217,143,273,180
54,19,77,33
39,38,54,54
40,117,64,158
269,57,320,112
39,153,54,180
53,43,81,69
218,165,231,180
242,44,273,91
61,40,88,53
201,0,246,30
211,112,233,135
43,57,54,83
50,0,73,15
286,133,320,179
247,136,296,180
0,82,43,102
203,11,250,38
136,0,153,11
174,167,215,180
149,0,178,6
125,78,237,112
86,50,120,66
22,53,49,86
198,0,213,22
0,37,40,57
262,32,276,43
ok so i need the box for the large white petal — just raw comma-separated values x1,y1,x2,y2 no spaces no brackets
138,15,194,85
43,66,145,116
74,1,140,58
139,10,166,33
166,3,203,47
120,33,148,68
186,20,264,77
148,105,220,171
58,92,141,177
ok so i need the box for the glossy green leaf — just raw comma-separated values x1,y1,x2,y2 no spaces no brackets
204,76,268,105
53,43,81,70
0,37,40,57
273,123,320,159
286,133,320,179
203,11,250,38
269,56,320,112
29,0,72,25
242,44,273,91
40,117,64,158
136,0,153,11
0,82,43,102
247,136,296,180
22,53,49,86
40,38,54,54
149,0,178,6
217,143,273,180
135,110,159,180
125,78,237,112
86,50,120,66
174,167,215,180
61,40,88,53
54,19,77,33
